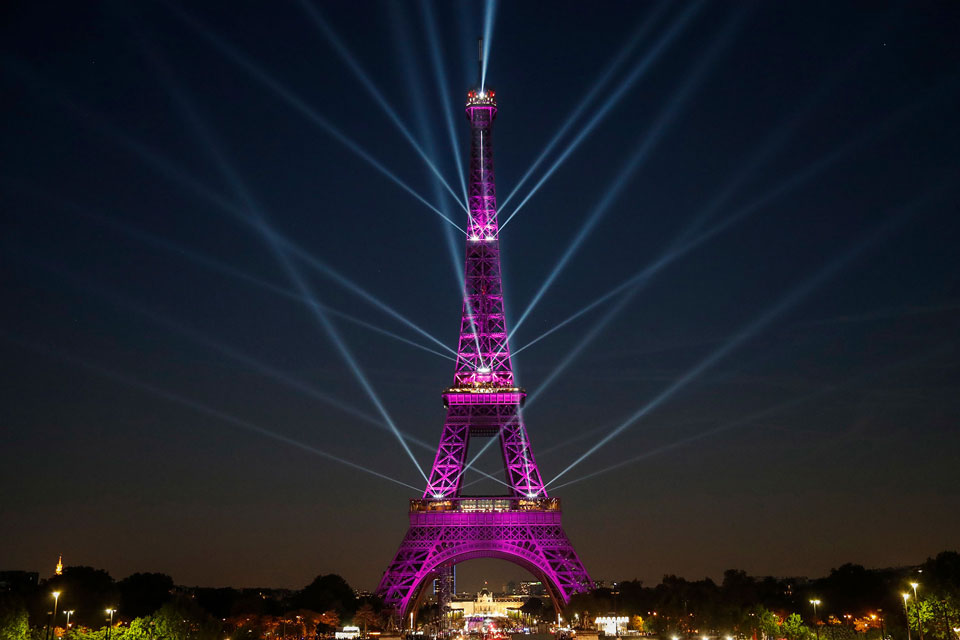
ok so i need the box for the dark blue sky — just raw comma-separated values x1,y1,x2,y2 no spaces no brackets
2,1,959,592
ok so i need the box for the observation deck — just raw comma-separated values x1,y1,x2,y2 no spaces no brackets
408,497,563,527
410,497,560,513
442,382,526,407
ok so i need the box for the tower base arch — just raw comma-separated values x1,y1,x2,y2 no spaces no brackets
377,499,592,624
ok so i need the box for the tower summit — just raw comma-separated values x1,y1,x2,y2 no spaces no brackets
454,43,510,389
454,82,510,388
377,66,591,624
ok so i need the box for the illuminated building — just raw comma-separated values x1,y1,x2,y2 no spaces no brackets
595,617,629,636
449,589,525,618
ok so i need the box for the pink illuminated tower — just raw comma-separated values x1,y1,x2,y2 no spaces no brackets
376,55,592,623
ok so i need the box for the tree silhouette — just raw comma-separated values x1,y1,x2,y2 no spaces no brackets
354,603,379,637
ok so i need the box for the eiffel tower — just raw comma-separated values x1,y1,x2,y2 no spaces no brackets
377,51,592,624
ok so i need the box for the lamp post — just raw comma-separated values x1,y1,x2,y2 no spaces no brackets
65,611,74,629
902,594,911,640
46,592,61,640
106,609,116,640
810,600,822,640
875,610,885,640
910,583,924,640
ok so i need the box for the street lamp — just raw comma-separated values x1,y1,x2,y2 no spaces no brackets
810,600,822,640
106,609,116,640
65,611,74,628
49,592,61,640
910,583,924,640
902,594,911,640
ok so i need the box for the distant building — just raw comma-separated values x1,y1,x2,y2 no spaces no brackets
518,581,545,596
55,555,63,576
335,627,361,639
0,571,39,592
434,567,456,602
595,616,629,635
449,589,526,618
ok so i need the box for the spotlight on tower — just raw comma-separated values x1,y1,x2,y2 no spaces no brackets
551,344,956,490
5,335,421,491
497,0,706,234
421,0,469,208
20,188,456,364
281,241,457,357
240,211,432,483
24,251,397,432
146,50,430,483
386,1,467,284
498,0,673,213
480,0,498,91
142,32,458,360
166,5,464,233
511,77,948,364
544,188,941,489
502,5,745,353
295,0,467,214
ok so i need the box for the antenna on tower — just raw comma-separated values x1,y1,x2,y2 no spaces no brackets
477,37,484,88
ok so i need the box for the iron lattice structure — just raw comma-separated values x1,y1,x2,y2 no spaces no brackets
377,87,592,622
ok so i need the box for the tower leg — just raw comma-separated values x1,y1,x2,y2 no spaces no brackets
423,412,470,498
500,409,547,496
377,510,592,621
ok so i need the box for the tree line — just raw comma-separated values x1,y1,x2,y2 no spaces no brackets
563,551,960,640
0,569,383,640
1,550,957,640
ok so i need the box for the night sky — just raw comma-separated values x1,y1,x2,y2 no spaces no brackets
2,1,959,593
